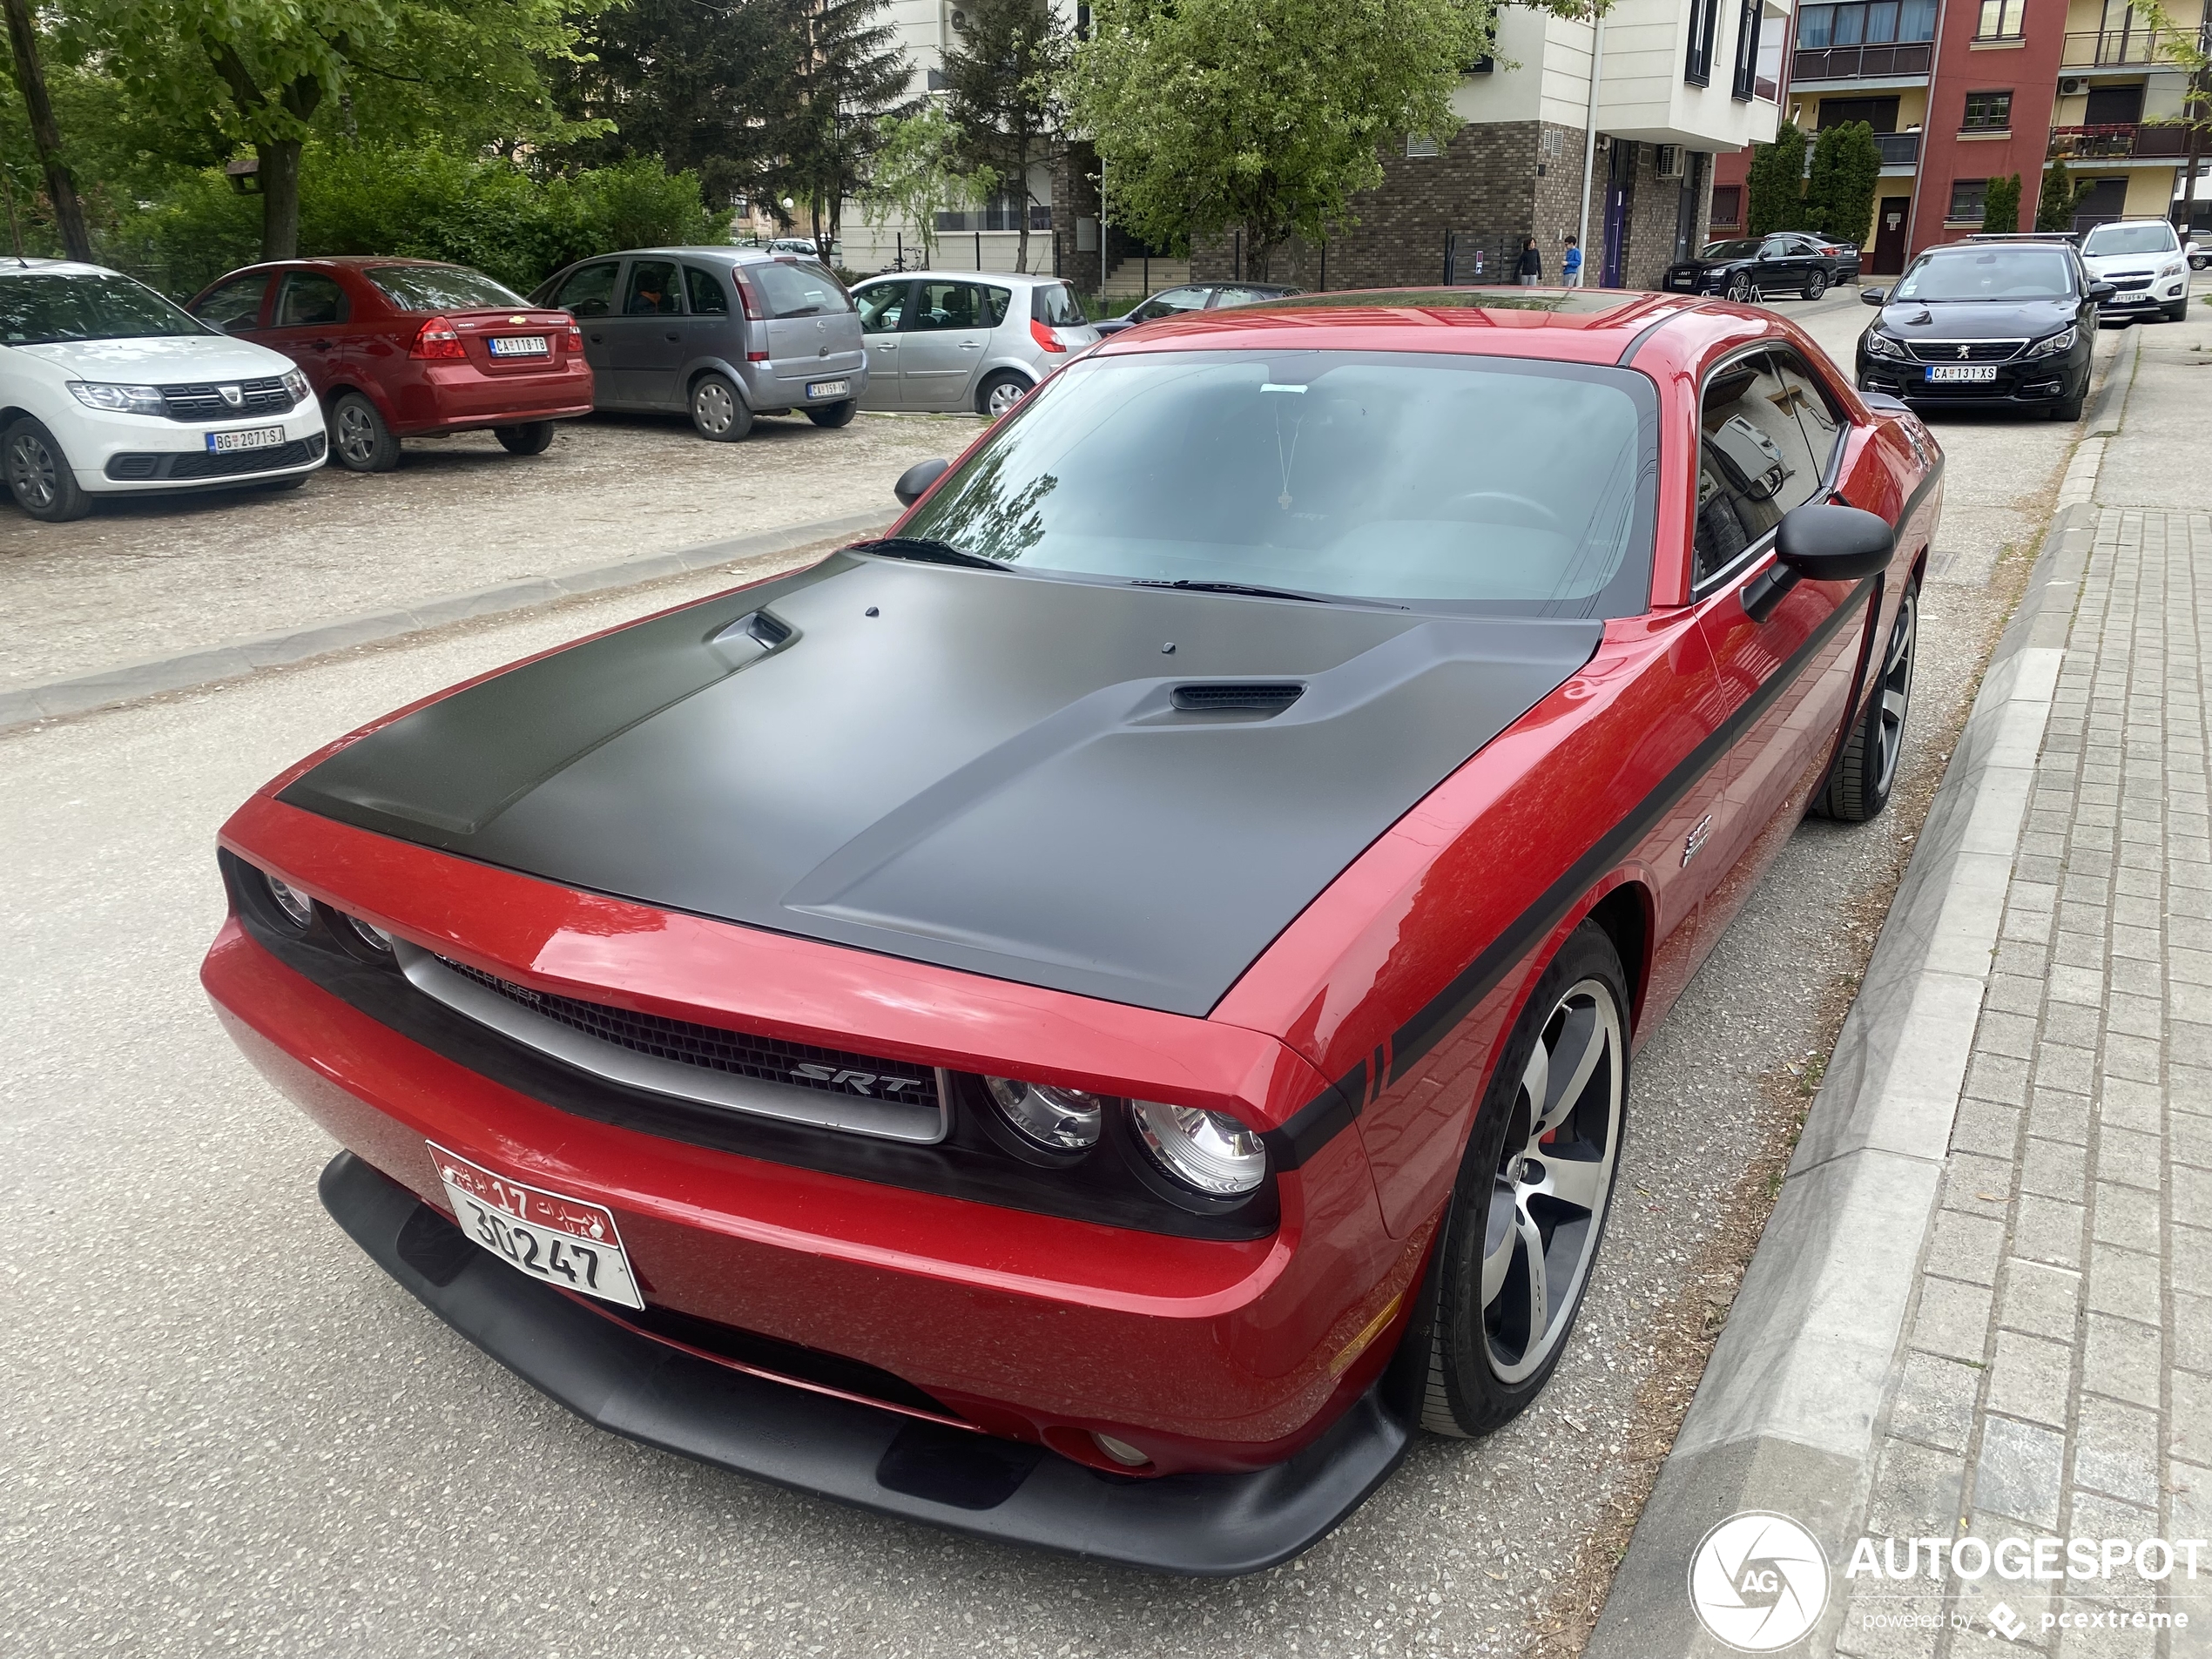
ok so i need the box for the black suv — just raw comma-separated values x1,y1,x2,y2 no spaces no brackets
1854,239,2112,421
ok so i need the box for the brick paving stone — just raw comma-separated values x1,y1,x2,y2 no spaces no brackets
1999,1259,2084,1342
1986,1332,2073,1426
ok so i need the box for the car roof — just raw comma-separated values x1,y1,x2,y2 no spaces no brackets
0,258,118,278
1092,287,1711,365
850,269,1069,287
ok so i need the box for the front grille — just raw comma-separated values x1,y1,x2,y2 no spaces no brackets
105,433,324,481
158,376,296,421
437,957,944,1113
2112,277,2153,291
1903,340,2024,365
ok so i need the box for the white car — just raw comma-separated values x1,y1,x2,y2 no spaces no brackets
2189,237,2210,273
0,260,327,522
2077,219,2192,322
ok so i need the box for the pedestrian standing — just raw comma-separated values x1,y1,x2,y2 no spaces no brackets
1516,236,1544,286
1563,235,1583,287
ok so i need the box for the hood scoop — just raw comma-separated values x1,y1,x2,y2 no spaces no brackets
1170,682,1305,715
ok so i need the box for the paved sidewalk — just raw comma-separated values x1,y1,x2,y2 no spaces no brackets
1838,502,2212,1656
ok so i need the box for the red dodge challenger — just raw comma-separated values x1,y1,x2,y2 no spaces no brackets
201,287,1939,1574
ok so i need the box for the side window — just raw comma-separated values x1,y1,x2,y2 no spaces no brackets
683,266,730,314
975,284,1012,327
855,282,910,334
193,273,268,334
273,272,348,327
1694,353,1828,584
553,261,618,318
623,260,682,316
913,280,981,330
1765,350,1844,491
1131,287,1205,321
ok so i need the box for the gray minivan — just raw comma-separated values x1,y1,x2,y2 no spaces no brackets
530,246,866,441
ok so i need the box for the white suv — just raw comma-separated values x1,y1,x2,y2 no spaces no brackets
0,260,328,522
2077,219,2191,322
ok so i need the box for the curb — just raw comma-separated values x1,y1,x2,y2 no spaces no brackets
0,507,894,736
1586,355,2133,1656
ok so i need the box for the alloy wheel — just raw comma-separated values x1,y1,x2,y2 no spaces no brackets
984,378,1028,419
1726,273,1757,304
1875,584,1917,796
7,433,57,509
1481,977,1624,1385
694,380,735,435
335,403,378,467
1806,269,1829,300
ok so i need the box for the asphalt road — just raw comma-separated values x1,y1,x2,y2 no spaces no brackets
0,288,2148,1658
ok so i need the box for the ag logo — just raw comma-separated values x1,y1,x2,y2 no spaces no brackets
1687,1511,1830,1651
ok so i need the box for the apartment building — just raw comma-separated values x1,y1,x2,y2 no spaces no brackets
1710,0,2209,273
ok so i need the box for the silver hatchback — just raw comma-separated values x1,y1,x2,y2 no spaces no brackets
848,272,1100,418
530,246,867,441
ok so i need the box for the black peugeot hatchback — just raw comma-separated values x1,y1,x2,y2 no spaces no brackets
1853,238,2112,421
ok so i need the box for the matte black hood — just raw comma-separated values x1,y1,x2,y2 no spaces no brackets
281,556,1601,1015
1875,297,2074,341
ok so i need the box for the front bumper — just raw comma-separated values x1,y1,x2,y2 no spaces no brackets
1857,357,2080,408
2097,282,2187,313
320,1148,1413,1575
75,403,327,493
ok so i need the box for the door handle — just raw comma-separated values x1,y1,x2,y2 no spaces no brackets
958,340,981,349
876,341,897,349
665,332,680,341
309,339,333,351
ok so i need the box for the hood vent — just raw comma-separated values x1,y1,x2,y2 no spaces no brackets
1170,682,1305,714
707,608,796,668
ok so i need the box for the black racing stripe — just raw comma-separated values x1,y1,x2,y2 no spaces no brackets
1616,306,1702,367
1260,1071,1361,1172
1385,568,1883,1087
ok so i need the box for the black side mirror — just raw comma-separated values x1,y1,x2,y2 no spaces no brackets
1743,503,1895,621
1860,286,1888,306
2087,280,2117,302
894,457,950,508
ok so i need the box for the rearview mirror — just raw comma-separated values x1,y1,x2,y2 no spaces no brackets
2087,280,2117,302
894,457,950,508
1743,503,1896,622
1860,286,1888,306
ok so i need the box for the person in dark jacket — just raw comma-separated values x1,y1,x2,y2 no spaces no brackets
1515,237,1544,286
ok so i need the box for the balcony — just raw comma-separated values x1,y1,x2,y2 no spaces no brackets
1875,131,1922,167
1790,41,1932,82
2047,123,2193,161
2059,26,2196,68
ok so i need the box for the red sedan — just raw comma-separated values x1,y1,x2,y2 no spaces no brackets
201,287,1939,1573
186,256,592,471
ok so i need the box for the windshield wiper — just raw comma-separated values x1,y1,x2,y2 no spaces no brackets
1131,578,1396,607
849,536,1007,571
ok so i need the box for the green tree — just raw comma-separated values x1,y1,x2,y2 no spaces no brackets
1,0,90,257
2131,0,2209,232
2035,161,2089,232
1979,172,2021,234
773,0,909,253
941,0,1071,273
862,105,994,266
1804,119,1879,244
1070,0,1567,281
1745,119,1809,235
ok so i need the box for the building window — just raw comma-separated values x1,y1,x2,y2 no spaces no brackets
1947,178,1989,221
936,187,1051,232
1974,0,2025,38
1797,0,1937,47
1687,0,1719,84
1730,0,1764,98
1962,91,2013,129
1711,185,1743,226
1406,133,1440,158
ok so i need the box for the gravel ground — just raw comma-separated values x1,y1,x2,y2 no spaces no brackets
0,291,2139,1658
0,408,981,693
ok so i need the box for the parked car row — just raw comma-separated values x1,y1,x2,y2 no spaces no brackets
1663,232,1864,301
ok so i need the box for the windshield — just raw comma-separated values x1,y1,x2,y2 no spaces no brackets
0,272,210,345
2081,221,2180,257
896,350,1657,616
1893,248,2074,301
1703,239,1763,260
366,265,528,313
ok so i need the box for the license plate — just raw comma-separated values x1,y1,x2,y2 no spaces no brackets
206,424,286,453
806,379,850,399
429,1142,644,1309
1925,365,1998,383
489,334,549,357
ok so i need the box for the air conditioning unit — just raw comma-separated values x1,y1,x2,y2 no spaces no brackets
949,6,968,30
2060,77,2087,95
1656,145,1685,179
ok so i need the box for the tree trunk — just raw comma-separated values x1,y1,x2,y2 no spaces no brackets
258,138,304,260
1,0,90,260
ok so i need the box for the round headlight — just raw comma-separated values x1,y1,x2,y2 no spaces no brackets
985,1076,1105,1151
349,915,394,952
1130,1100,1267,1197
262,870,314,927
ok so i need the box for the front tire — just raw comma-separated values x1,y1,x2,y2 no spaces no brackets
1725,273,1760,305
3,417,89,522
1817,578,1917,821
978,372,1031,420
329,392,401,473
494,421,556,455
690,373,752,442
806,400,857,428
1803,268,1830,300
1420,921,1629,1437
